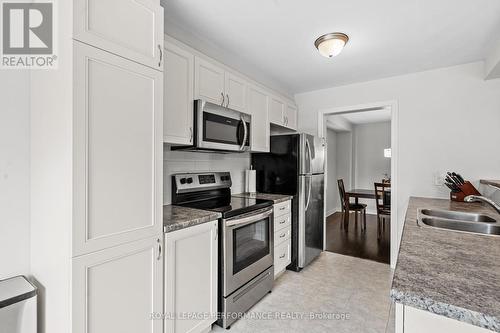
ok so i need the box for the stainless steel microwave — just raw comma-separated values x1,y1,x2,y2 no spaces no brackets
173,99,251,153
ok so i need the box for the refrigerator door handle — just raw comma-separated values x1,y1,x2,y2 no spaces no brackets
305,138,312,173
305,176,312,211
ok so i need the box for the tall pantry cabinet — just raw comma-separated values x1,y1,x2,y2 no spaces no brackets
30,1,164,333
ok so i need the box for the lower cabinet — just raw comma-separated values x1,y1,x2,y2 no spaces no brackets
165,221,218,333
273,200,292,278
396,304,493,333
72,236,164,333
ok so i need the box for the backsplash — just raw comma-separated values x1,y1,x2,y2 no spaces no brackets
163,147,251,204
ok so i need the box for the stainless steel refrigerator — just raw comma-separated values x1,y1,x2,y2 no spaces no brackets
251,133,325,271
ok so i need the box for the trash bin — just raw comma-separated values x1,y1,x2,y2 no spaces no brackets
0,276,37,333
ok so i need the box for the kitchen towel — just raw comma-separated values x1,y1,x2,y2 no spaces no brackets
245,169,256,193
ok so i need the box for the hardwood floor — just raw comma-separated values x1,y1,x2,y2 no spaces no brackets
325,211,390,264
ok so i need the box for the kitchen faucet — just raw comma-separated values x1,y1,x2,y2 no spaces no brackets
464,195,500,214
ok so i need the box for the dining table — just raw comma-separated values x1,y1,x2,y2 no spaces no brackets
345,188,376,205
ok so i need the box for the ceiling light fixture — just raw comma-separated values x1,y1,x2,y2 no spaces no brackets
314,32,349,58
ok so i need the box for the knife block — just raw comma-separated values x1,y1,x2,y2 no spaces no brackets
450,181,481,202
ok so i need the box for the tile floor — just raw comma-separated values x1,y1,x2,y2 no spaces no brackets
212,252,395,333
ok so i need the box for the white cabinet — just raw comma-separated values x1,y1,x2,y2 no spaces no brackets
224,72,247,112
273,200,292,278
73,41,163,256
74,0,164,70
247,84,270,152
195,57,248,112
269,96,285,125
165,221,218,333
72,236,163,333
396,304,492,333
285,103,298,130
163,41,194,145
269,96,298,130
194,57,225,105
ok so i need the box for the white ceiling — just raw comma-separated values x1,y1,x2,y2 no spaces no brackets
162,0,500,94
327,109,392,131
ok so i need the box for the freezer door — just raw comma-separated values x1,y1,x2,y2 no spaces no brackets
299,134,325,175
298,174,324,268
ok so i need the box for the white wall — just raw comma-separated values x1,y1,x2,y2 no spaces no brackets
30,1,73,332
326,129,337,215
163,148,250,204
295,61,500,258
0,71,30,279
353,121,391,212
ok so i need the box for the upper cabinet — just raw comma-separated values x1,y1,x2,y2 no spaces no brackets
269,96,298,130
164,41,194,145
269,96,285,125
247,84,270,152
194,57,225,105
195,57,248,112
73,0,164,70
285,103,298,130
163,38,298,145
224,72,247,112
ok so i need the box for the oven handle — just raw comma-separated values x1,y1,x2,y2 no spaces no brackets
224,207,273,228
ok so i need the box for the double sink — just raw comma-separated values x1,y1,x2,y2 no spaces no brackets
418,208,500,236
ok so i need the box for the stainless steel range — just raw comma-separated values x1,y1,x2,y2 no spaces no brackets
171,172,274,329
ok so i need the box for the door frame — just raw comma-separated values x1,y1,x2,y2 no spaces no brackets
317,100,399,268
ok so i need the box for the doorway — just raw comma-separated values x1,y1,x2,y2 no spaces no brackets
318,101,398,267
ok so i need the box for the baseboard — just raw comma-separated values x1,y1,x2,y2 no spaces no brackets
326,208,341,217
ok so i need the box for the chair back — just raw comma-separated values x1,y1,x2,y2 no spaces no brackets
374,182,391,215
337,179,348,212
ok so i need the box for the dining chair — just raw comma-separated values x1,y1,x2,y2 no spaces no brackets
338,179,367,231
374,182,391,239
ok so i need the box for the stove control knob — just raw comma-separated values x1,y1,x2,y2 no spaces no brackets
186,177,193,184
180,178,187,185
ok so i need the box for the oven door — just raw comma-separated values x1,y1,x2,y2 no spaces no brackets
196,100,250,152
223,207,273,296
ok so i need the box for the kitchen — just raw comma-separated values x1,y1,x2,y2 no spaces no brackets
1,1,500,333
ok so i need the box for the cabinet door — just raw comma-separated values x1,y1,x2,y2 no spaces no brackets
269,96,285,125
73,41,163,256
74,0,164,70
248,85,269,152
164,42,194,145
194,57,225,105
165,221,218,333
73,236,163,333
285,103,298,130
224,72,247,112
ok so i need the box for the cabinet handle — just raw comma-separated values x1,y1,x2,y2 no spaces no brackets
226,94,230,108
279,253,286,259
221,92,225,106
189,127,193,143
280,233,286,238
215,223,218,240
279,206,286,211
158,45,162,67
279,219,286,224
157,239,162,260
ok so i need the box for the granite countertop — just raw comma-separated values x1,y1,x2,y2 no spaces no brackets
391,197,500,332
163,205,221,233
232,192,293,204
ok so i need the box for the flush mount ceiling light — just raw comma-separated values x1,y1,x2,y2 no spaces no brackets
314,32,349,58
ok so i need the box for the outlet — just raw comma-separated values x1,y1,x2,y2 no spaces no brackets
434,171,445,186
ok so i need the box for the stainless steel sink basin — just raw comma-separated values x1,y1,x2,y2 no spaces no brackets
420,217,500,235
420,209,496,223
417,209,499,236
